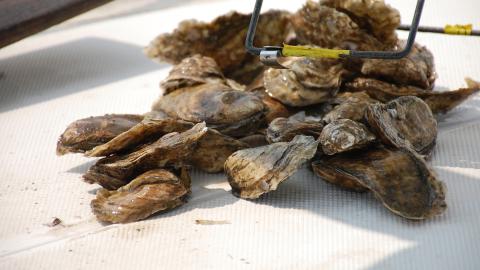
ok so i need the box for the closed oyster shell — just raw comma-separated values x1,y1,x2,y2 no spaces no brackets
319,119,375,155
225,135,319,199
83,123,208,190
239,134,269,148
56,114,143,155
312,146,447,219
320,0,400,47
361,42,436,89
250,88,291,124
88,112,194,157
145,10,291,84
345,77,480,114
323,91,377,123
160,54,224,94
264,57,347,107
365,96,437,155
152,83,265,137
292,1,387,51
91,168,190,224
266,113,324,143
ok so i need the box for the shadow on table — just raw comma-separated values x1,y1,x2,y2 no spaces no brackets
0,37,164,113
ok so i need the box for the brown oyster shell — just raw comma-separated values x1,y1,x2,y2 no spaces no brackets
323,91,377,123
320,0,400,47
225,135,319,199
145,10,291,84
365,96,437,155
91,168,190,224
361,42,436,89
319,119,375,155
312,146,447,219
264,57,347,107
266,113,324,143
152,83,265,137
83,123,208,190
56,114,143,155
345,77,480,114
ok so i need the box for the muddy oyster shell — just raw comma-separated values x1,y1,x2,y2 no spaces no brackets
91,168,190,224
312,146,446,219
345,77,480,114
145,10,291,84
361,42,436,89
292,1,387,51
323,91,377,123
320,0,400,47
152,83,265,137
366,96,437,155
266,113,323,143
225,135,319,199
83,123,208,190
319,119,375,155
264,57,347,107
56,114,143,155
88,112,194,157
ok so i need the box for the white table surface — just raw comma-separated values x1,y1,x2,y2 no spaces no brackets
0,1,479,269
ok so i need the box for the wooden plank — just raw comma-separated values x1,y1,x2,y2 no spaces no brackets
0,0,113,49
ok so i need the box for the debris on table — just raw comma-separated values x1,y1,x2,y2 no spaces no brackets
57,0,480,223
195,219,231,225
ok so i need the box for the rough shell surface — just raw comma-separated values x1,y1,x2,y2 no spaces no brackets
266,114,324,143
312,146,447,219
323,91,377,123
319,119,375,155
225,135,319,199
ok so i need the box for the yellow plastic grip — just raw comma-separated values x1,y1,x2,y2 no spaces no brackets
444,24,473,35
282,44,350,59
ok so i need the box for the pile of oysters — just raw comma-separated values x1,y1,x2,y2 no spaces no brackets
57,0,480,223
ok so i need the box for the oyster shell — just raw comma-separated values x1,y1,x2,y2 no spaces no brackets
366,96,437,155
91,168,190,223
345,77,480,114
320,0,400,47
152,83,265,137
250,88,291,123
264,57,347,107
56,114,143,155
160,54,225,94
266,113,323,143
189,129,249,173
225,135,319,199
361,42,436,89
239,134,269,148
323,91,377,123
319,119,375,155
83,123,208,190
145,10,291,84
291,1,387,51
88,112,194,157
312,146,447,219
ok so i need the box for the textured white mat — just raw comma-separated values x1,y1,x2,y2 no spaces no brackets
0,0,479,269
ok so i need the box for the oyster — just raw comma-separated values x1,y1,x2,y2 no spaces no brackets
56,114,143,155
83,123,208,190
91,168,190,224
266,113,323,143
250,88,291,123
361,42,436,89
145,10,291,84
264,57,347,107
319,119,375,155
88,112,194,157
323,91,377,123
160,54,225,94
152,83,265,137
291,1,387,51
320,0,400,47
312,146,446,219
189,129,249,173
345,77,480,114
239,134,269,148
365,96,437,155
225,135,319,199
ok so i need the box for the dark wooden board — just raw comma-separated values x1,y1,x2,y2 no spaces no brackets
0,0,113,49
